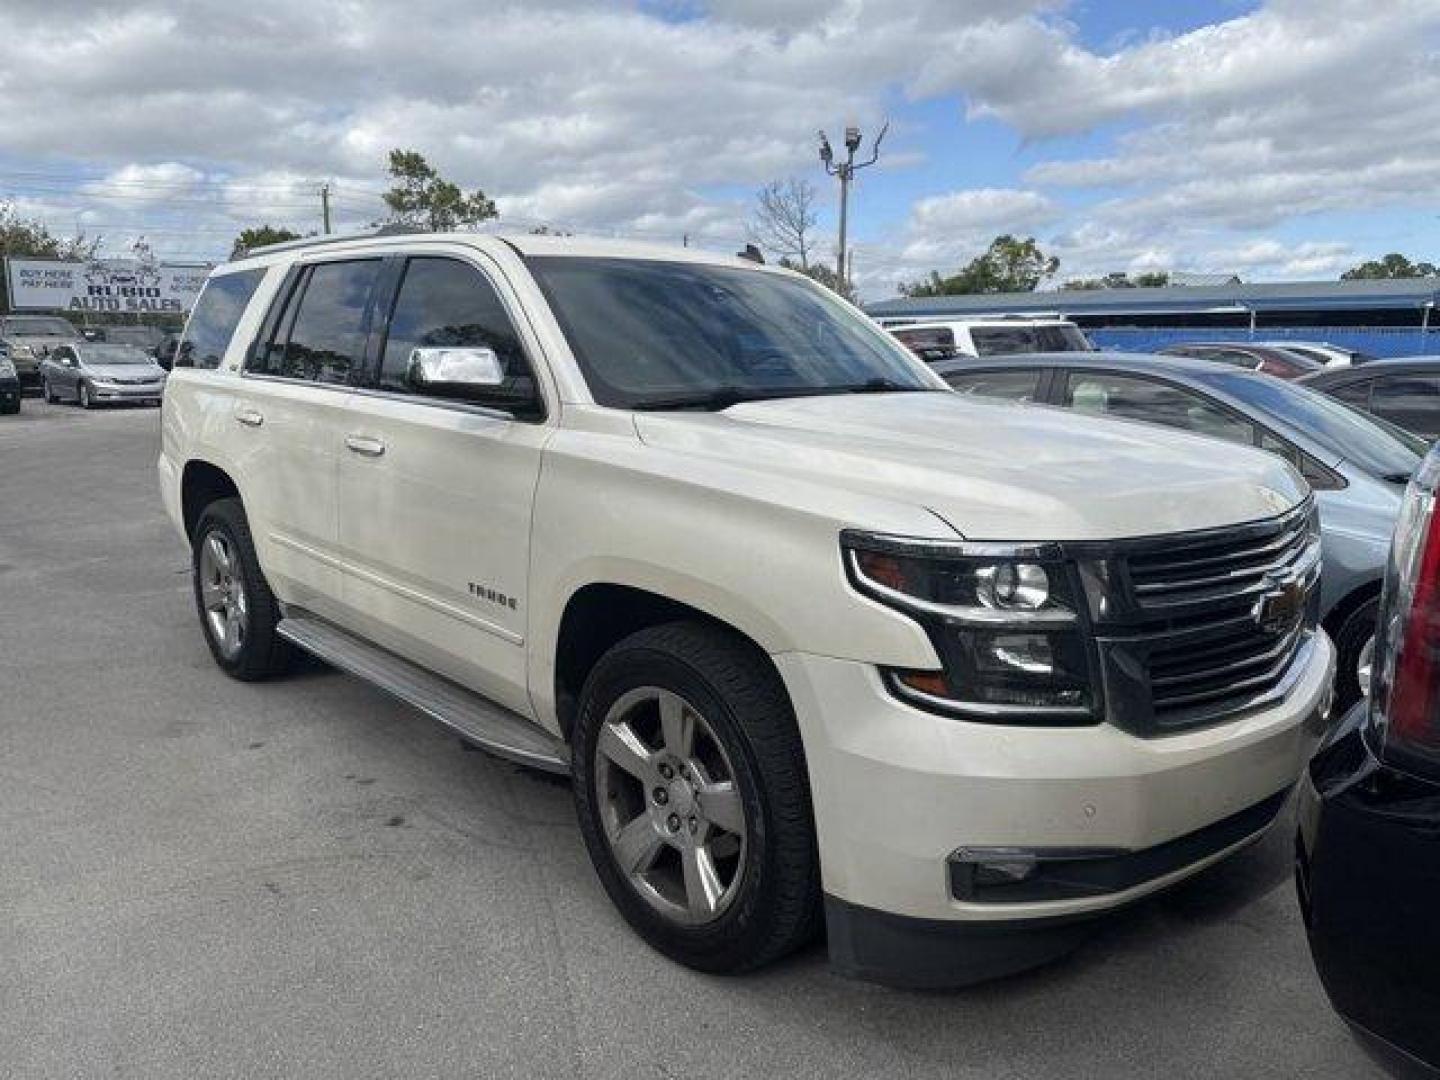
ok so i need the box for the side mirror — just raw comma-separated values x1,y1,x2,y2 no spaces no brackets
407,347,504,391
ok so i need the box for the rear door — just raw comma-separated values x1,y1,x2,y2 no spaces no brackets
233,256,382,620
334,250,552,715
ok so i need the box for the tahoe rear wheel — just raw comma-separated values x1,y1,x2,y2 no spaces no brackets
192,497,293,680
572,621,820,973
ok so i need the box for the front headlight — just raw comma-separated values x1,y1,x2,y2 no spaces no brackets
10,343,34,359
0,356,14,378
842,531,1098,723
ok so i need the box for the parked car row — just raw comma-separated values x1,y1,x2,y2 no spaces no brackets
0,314,178,409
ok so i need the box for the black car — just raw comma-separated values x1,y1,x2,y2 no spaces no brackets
1160,342,1324,380
1297,445,1440,1075
1301,359,1440,442
0,349,20,414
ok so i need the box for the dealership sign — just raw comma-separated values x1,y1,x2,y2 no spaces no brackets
5,257,211,314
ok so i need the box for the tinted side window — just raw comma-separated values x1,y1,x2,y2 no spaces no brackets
970,327,1039,356
1372,375,1440,436
1329,378,1374,410
274,260,380,384
946,369,1042,402
377,257,541,417
892,327,955,350
1063,372,1255,446
176,268,266,370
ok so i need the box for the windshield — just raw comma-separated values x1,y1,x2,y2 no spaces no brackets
970,324,1091,356
1197,369,1423,480
3,317,78,338
82,344,153,365
526,257,935,408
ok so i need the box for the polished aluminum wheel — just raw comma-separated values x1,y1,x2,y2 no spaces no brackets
594,687,748,926
1357,633,1376,698
199,531,248,660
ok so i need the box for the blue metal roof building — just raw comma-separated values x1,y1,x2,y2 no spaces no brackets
865,279,1440,357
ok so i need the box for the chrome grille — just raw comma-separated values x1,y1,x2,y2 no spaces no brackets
1100,501,1321,733
1127,505,1312,613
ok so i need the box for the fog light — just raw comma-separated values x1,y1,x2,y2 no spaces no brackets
988,634,1054,676
977,563,1049,610
949,848,1040,900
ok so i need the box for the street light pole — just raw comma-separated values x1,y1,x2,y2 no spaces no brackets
818,121,887,288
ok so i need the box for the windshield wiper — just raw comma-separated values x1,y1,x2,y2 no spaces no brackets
630,379,931,411
835,377,934,394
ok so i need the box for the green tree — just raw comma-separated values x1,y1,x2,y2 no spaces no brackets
383,149,498,232
0,201,102,262
231,225,302,259
900,234,1059,296
779,256,855,302
0,201,103,314
1133,271,1169,287
1341,253,1439,280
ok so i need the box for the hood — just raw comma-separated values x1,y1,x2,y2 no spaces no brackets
634,392,1307,541
83,363,165,380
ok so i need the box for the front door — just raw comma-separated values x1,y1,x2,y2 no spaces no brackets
334,253,551,716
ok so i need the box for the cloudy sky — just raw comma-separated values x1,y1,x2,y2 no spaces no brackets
1,0,1438,298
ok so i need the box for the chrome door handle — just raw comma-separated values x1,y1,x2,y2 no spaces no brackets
234,408,264,427
345,434,386,457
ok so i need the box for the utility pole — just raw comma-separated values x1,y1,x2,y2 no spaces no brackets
320,183,332,235
818,121,886,289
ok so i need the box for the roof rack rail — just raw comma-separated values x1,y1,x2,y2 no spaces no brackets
243,223,425,258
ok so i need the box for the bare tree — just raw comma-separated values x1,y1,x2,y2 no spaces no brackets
749,178,819,270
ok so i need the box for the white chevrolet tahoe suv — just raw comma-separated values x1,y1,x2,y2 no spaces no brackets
160,232,1335,987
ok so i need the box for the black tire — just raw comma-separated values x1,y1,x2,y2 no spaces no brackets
1333,596,1380,710
77,381,93,409
571,621,820,974
192,497,294,681
0,399,18,415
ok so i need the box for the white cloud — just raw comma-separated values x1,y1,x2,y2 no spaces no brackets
0,0,1432,286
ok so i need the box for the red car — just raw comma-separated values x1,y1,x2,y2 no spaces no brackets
1160,343,1324,380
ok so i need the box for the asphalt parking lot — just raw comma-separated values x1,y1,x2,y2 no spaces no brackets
0,399,1387,1080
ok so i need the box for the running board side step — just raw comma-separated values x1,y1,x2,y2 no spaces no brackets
277,612,569,774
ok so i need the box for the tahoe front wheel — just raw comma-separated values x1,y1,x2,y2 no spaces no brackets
571,621,820,973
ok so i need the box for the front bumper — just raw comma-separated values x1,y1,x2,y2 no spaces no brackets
90,383,164,402
1297,703,1440,1073
776,632,1335,985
